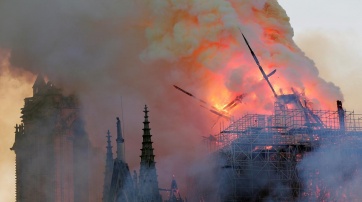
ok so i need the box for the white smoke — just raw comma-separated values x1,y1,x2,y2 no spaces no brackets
298,139,362,201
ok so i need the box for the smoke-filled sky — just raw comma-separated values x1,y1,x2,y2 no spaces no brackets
279,0,362,112
1,0,362,201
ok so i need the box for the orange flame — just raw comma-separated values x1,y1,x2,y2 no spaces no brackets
142,1,343,117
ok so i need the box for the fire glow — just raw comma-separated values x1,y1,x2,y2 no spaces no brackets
142,0,343,116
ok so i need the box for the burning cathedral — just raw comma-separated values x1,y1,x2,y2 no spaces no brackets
8,2,362,199
198,34,362,201
9,30,362,202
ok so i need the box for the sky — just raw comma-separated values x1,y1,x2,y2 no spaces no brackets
278,0,362,112
1,0,362,201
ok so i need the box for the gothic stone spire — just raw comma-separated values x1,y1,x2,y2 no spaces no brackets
140,105,155,165
138,105,162,202
116,117,125,161
106,130,113,163
102,130,113,202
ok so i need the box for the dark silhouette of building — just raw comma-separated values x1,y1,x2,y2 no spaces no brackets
103,105,164,202
164,176,184,202
102,130,114,201
138,105,162,202
108,117,136,202
11,75,90,202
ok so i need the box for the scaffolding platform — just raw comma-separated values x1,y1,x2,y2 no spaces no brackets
214,102,362,201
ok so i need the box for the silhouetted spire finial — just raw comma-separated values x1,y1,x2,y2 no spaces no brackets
106,130,113,159
116,117,125,161
144,105,149,119
103,130,114,202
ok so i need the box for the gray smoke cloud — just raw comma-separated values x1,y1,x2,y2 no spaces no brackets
297,138,362,201
0,0,213,200
0,0,143,88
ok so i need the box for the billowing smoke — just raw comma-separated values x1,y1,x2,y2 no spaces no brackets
140,0,343,112
0,0,345,201
298,139,362,201
295,31,362,112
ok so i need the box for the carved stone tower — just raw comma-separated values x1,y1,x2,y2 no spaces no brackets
11,75,90,202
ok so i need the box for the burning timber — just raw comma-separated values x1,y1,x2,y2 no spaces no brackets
207,33,362,201
213,100,362,201
168,32,362,201
173,33,362,201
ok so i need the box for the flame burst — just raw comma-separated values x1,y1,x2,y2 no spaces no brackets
141,0,343,116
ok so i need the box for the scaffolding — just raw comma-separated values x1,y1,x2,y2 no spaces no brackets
215,101,362,201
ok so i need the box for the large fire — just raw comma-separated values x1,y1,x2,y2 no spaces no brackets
142,0,342,117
